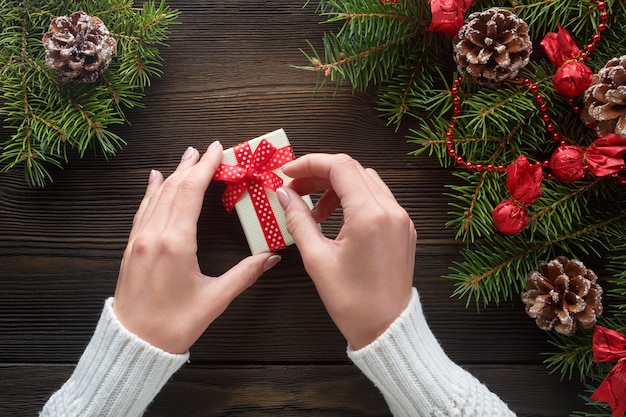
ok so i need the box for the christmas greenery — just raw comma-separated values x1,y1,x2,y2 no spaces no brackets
301,0,626,415
0,0,179,186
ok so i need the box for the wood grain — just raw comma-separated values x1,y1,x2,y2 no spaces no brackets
0,1,586,416
1,364,582,417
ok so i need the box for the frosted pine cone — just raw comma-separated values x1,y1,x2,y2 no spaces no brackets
521,256,603,336
453,8,532,85
580,55,626,137
42,11,116,83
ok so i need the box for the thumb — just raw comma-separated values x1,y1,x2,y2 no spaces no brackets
212,253,281,304
277,187,326,254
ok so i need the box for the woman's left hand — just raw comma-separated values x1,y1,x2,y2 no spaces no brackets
113,142,281,354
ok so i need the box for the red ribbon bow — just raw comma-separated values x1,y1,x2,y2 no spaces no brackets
214,138,295,251
540,24,593,97
549,134,626,182
591,326,626,417
428,0,473,36
492,155,543,234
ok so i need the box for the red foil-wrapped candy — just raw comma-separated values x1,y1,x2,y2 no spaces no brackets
492,199,529,235
553,61,593,98
550,134,626,182
540,24,593,97
549,145,586,182
428,0,473,36
492,155,543,234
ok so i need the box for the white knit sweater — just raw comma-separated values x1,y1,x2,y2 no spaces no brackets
40,289,515,416
40,298,188,417
348,288,516,416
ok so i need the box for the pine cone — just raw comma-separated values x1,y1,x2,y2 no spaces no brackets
521,256,603,336
580,55,626,137
453,8,532,85
42,11,116,83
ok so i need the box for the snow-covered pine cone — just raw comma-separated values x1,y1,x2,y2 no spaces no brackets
42,11,116,83
521,256,603,336
453,8,532,85
581,55,626,137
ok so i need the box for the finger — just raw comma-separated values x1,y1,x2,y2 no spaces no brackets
364,168,396,201
284,177,339,224
168,141,223,231
165,146,202,188
277,186,328,260
137,146,201,233
129,169,164,242
286,159,393,206
310,188,340,223
282,154,375,209
287,177,332,196
206,252,280,307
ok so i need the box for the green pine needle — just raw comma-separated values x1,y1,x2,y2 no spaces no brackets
0,0,179,186
301,2,626,411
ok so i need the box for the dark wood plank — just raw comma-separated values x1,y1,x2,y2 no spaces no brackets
0,364,583,417
0,0,588,415
0,244,557,364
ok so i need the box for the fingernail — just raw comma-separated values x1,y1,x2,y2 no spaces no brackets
148,169,158,185
276,188,290,209
181,146,195,161
208,140,221,152
262,254,281,272
281,160,293,171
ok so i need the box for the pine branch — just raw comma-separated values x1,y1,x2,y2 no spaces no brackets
543,329,596,381
445,170,507,242
0,0,179,186
377,33,449,126
298,0,433,90
302,1,626,412
450,207,626,306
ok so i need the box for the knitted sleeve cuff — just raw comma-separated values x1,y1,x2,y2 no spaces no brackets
40,297,189,417
347,288,516,417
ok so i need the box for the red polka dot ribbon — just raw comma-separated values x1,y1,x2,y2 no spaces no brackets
214,138,295,251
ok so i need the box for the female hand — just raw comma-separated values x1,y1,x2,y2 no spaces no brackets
278,154,416,350
113,142,281,354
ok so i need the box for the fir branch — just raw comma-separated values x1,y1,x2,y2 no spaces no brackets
543,330,595,381
377,32,446,125
299,0,432,90
306,27,423,89
301,1,626,409
451,210,626,306
336,11,426,26
0,0,179,186
528,178,602,227
445,117,529,242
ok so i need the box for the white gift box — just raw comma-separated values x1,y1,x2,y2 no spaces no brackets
217,129,315,254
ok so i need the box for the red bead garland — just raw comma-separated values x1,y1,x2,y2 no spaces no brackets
443,1,611,180
444,76,507,174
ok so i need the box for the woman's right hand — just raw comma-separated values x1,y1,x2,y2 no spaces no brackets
277,154,416,350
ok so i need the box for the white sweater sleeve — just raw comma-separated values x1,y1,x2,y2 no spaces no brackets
348,288,516,417
40,297,189,417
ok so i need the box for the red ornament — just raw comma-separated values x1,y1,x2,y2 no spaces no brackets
492,199,528,234
427,0,473,36
492,155,543,234
549,134,626,182
540,24,593,97
549,145,586,182
591,326,626,417
553,61,593,98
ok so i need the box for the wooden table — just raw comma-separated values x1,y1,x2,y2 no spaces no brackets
0,1,585,416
